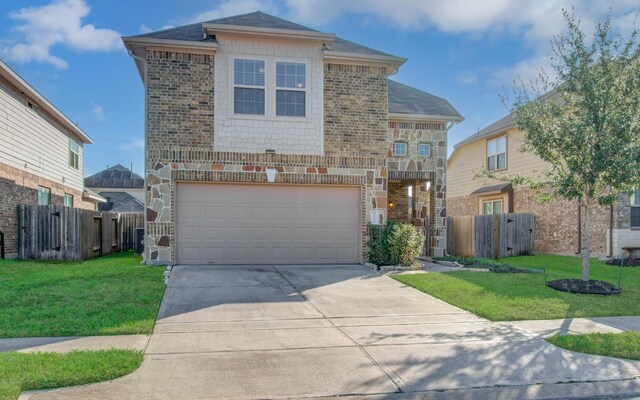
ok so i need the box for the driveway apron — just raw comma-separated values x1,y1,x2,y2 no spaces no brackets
21,265,640,399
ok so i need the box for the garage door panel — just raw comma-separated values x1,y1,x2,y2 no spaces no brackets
176,183,361,264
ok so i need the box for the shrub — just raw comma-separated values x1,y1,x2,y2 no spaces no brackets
367,222,424,266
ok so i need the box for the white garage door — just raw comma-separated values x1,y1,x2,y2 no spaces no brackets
176,183,361,265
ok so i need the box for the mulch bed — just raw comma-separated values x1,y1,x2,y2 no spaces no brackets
606,258,640,267
546,279,622,295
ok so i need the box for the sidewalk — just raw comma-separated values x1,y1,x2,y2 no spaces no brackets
0,335,149,353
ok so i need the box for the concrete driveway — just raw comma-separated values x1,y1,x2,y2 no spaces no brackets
23,265,640,399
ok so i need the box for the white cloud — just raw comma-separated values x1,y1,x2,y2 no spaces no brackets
189,0,279,23
1,0,122,69
92,104,105,121
281,0,638,86
456,72,479,86
118,138,144,152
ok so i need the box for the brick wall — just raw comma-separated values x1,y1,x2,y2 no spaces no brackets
0,163,95,257
388,181,410,222
146,51,215,149
324,64,388,156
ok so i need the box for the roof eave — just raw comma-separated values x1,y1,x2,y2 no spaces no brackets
202,23,336,42
83,188,107,203
453,124,513,149
389,112,464,123
0,60,92,144
324,50,406,69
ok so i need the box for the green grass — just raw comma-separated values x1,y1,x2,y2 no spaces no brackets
547,332,640,361
0,350,142,400
0,252,166,338
393,254,638,321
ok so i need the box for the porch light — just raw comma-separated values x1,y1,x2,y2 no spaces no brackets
388,201,394,208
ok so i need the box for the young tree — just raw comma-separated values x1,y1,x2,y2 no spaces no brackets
504,10,640,281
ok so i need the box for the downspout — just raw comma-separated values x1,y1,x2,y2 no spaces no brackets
127,48,148,263
609,204,614,257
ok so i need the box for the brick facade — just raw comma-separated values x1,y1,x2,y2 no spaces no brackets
447,186,611,256
0,163,95,257
143,47,451,264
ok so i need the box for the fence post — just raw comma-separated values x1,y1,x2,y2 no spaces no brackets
493,214,500,259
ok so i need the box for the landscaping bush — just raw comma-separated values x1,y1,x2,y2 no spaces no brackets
367,222,424,266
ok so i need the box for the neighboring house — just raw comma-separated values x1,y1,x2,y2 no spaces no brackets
447,112,639,257
0,59,103,258
85,164,145,212
123,11,462,265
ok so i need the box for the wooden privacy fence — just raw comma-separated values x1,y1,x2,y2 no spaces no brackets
447,213,535,258
17,205,144,261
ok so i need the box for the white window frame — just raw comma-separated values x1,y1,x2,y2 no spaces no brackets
229,55,310,122
275,61,307,118
394,142,407,156
631,189,640,229
418,143,431,157
38,186,51,205
64,194,73,208
232,58,266,116
69,137,79,170
482,199,503,215
487,135,507,171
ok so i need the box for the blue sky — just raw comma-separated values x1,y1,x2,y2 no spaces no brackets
1,0,637,176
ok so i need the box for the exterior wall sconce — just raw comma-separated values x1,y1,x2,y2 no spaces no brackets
388,201,394,208
266,168,277,183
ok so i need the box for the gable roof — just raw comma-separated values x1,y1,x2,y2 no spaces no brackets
98,191,145,213
85,164,144,189
0,59,92,144
388,80,463,120
123,11,405,76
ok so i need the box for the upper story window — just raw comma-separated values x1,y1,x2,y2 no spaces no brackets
418,143,431,157
275,62,306,117
487,136,507,171
69,137,79,169
38,186,50,205
394,142,407,156
231,57,308,119
64,194,73,207
631,188,640,228
233,59,265,115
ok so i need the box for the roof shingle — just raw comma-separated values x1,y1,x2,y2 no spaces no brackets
388,80,462,119
85,164,144,189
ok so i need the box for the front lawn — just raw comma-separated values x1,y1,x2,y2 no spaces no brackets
0,252,165,338
394,254,639,321
0,350,142,400
547,332,640,361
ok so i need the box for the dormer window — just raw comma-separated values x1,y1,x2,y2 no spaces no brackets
233,59,265,115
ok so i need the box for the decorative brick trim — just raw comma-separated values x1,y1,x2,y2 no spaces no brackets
148,147,386,169
172,170,367,185
388,170,435,181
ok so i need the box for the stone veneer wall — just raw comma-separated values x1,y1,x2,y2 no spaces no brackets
0,163,95,257
387,122,448,256
324,64,388,156
447,186,611,256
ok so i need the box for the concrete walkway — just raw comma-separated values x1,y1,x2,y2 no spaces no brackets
0,335,149,353
19,265,640,399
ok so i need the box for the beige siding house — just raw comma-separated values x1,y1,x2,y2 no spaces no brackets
123,12,463,265
448,113,639,256
0,59,102,258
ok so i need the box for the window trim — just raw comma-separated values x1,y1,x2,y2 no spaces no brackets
482,199,503,215
64,194,73,208
486,135,507,171
275,61,307,118
229,55,311,122
233,58,266,116
38,186,51,206
393,142,408,157
418,142,431,157
69,137,79,170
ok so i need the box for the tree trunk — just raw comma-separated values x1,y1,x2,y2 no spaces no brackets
581,198,592,281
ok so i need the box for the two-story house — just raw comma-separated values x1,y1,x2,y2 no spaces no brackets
448,111,639,257
123,12,462,265
0,59,103,258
